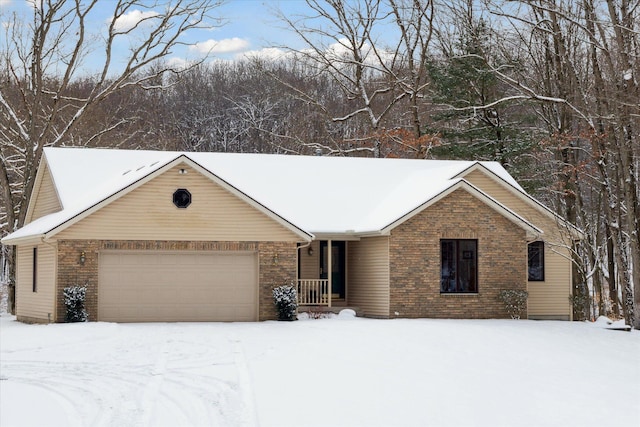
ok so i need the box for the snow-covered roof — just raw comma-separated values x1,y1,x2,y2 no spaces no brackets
2,147,536,243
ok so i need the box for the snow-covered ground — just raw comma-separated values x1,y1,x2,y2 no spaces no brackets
1,313,638,427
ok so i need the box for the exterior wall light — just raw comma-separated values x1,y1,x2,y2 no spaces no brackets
79,251,86,265
273,253,279,265
308,247,314,256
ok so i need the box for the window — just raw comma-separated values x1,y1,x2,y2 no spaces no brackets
173,188,191,208
528,241,545,281
441,239,477,293
32,247,37,292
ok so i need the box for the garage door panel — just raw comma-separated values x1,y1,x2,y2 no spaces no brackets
99,251,257,322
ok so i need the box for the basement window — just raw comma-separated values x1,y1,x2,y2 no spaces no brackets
173,188,191,208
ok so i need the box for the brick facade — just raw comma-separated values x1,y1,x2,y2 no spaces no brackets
53,190,527,322
388,189,527,319
56,240,297,322
258,242,298,320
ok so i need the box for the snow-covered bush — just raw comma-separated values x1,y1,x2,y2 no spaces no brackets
498,289,528,320
64,286,88,322
272,285,297,321
303,309,333,319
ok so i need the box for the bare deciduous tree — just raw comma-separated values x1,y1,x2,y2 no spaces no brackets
482,0,639,326
272,0,437,157
0,0,223,311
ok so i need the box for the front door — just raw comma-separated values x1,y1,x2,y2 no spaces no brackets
320,241,346,299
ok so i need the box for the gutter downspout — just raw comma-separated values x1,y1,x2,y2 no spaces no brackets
41,237,58,323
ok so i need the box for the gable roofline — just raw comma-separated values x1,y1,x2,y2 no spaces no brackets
39,154,312,242
181,156,314,241
453,162,584,239
379,179,543,239
23,155,45,224
24,154,63,224
41,155,180,239
0,153,314,245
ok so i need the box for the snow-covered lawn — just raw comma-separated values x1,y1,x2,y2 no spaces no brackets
1,314,638,427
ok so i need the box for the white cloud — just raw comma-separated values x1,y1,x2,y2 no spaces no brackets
321,38,396,68
166,57,188,69
24,0,40,10
326,38,355,59
238,47,289,61
189,37,250,55
166,57,197,70
110,10,160,33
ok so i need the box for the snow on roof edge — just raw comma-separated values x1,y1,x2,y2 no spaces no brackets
4,148,547,243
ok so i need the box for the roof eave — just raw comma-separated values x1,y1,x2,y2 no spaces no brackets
182,155,313,242
380,180,543,237
454,162,584,239
0,233,46,246
41,154,313,243
311,232,363,241
41,155,181,239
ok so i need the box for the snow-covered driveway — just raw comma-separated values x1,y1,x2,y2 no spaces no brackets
1,314,638,427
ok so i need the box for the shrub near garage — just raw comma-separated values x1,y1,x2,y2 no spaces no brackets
272,285,297,321
64,285,89,322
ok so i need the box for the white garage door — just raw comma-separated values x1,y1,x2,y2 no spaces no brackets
98,251,258,322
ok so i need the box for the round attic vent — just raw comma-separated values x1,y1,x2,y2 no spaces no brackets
173,188,191,208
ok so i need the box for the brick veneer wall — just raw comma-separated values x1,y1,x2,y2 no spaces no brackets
258,242,298,320
56,240,297,322
389,189,527,319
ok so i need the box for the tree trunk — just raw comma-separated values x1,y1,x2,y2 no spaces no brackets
606,226,619,317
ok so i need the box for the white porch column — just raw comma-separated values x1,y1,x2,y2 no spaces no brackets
327,239,332,308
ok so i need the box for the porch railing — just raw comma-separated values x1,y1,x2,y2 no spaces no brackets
297,279,330,305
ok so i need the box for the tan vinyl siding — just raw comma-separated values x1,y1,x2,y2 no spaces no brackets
347,236,390,317
57,164,301,242
528,245,572,320
465,169,573,319
464,170,517,210
465,170,567,242
299,241,321,278
15,243,57,322
29,163,62,222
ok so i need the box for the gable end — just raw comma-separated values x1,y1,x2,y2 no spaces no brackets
25,159,62,224
381,180,542,239
55,161,308,242
456,163,583,239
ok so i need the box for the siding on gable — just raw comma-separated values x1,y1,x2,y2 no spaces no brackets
464,169,573,320
347,236,390,317
16,243,57,323
56,164,302,242
464,169,567,241
29,162,62,222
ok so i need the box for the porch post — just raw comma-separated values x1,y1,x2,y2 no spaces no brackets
327,239,332,308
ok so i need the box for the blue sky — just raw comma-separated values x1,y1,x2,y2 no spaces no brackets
0,0,311,70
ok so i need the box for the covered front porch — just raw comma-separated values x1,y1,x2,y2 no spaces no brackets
297,240,347,308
